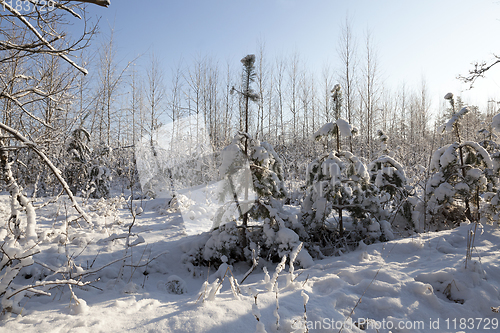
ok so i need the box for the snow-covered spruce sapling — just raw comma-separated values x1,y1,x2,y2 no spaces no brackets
330,84,343,152
423,93,497,229
203,221,242,267
368,130,413,230
164,275,188,295
307,119,357,238
426,141,494,227
64,128,91,196
209,132,304,265
479,113,500,225
441,93,473,221
230,54,260,234
303,120,386,251
86,143,112,199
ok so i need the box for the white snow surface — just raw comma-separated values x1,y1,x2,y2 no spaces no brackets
335,118,353,137
1,194,500,332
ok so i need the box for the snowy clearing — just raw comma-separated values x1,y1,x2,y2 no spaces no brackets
0,193,499,333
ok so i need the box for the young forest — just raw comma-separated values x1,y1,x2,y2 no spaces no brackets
1,1,500,332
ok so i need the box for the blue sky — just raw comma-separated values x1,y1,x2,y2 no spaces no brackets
86,0,500,114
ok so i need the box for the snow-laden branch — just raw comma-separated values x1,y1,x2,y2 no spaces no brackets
313,118,356,140
36,254,131,280
0,121,91,225
438,107,470,134
0,91,55,130
5,279,91,300
0,1,98,75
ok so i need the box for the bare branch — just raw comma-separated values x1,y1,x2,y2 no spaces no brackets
69,0,111,7
123,250,169,268
72,254,131,278
2,1,90,75
458,55,500,89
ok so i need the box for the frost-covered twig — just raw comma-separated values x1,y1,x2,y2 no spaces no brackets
0,91,55,130
302,274,309,288
69,0,110,7
301,290,309,333
287,242,303,286
70,255,131,279
240,247,260,284
34,190,65,210
274,286,280,330
266,255,287,330
1,1,89,74
197,264,243,303
196,281,209,303
206,278,220,301
247,287,267,333
465,222,478,269
267,255,286,292
123,250,168,268
228,274,241,300
225,266,242,298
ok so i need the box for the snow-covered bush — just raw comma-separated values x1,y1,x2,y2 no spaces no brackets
164,275,188,295
476,120,500,224
203,221,243,266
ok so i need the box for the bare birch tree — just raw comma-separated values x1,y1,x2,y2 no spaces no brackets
359,30,381,160
337,16,358,152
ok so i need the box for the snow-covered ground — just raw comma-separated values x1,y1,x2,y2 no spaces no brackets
1,193,500,333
